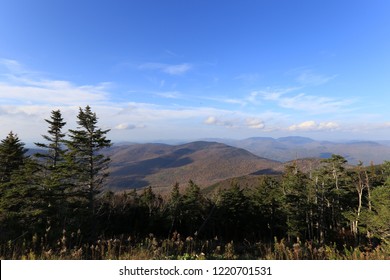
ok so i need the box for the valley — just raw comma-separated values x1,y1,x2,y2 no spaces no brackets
106,136,390,192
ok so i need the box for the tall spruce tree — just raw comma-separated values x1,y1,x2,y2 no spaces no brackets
0,132,42,241
167,183,183,236
65,106,111,219
181,180,207,236
35,110,67,168
282,164,311,241
0,158,45,241
0,131,28,184
34,110,68,235
251,176,285,241
216,183,252,240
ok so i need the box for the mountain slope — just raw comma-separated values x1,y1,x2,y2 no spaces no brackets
107,141,280,190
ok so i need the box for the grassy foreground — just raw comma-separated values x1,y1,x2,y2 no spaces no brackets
1,232,389,260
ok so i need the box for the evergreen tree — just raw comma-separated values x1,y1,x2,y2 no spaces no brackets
282,164,311,241
313,155,351,243
216,183,252,240
34,110,68,237
139,186,165,234
140,186,159,217
35,110,67,168
181,180,207,236
251,176,285,241
65,106,111,235
360,185,390,252
0,132,42,241
0,132,28,183
66,106,111,210
0,158,44,241
167,183,183,236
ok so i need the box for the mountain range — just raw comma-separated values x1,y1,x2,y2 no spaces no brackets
106,136,390,191
107,141,279,191
28,136,390,191
215,136,390,165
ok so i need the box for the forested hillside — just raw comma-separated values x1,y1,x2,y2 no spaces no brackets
0,107,389,260
107,141,279,190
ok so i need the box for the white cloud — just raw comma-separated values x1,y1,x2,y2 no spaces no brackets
114,123,145,130
204,96,248,106
288,121,339,131
281,93,353,113
114,123,135,130
296,70,336,86
246,91,261,104
253,87,299,102
245,118,265,129
2,59,383,142
257,87,353,114
117,103,233,123
164,64,192,75
204,116,217,124
0,81,109,105
204,116,265,130
0,58,23,72
139,63,192,75
203,116,235,128
318,122,339,130
0,59,110,106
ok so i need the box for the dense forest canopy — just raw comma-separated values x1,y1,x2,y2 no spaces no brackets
0,106,389,259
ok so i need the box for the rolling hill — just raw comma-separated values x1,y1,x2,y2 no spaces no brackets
106,141,280,191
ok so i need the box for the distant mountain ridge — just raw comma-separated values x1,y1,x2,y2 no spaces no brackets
215,137,390,165
105,137,390,191
107,141,279,191
28,136,390,192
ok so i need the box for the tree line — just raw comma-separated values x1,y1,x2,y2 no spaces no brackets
0,106,111,245
98,160,390,250
0,106,389,258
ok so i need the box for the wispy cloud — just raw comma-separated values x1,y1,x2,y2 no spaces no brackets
278,93,353,114
296,70,336,86
139,63,192,75
251,87,299,102
0,58,23,73
203,96,248,106
286,68,336,86
200,84,351,116
204,116,265,130
114,123,146,130
0,81,109,105
155,91,182,99
234,73,261,83
257,87,354,114
116,103,235,124
288,120,340,131
204,116,236,128
0,59,110,105
2,58,386,142
245,118,265,129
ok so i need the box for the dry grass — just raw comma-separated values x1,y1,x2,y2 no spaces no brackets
1,232,389,260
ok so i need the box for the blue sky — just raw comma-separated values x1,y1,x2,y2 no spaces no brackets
1,0,390,143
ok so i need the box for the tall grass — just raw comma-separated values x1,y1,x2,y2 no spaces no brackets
1,232,389,260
